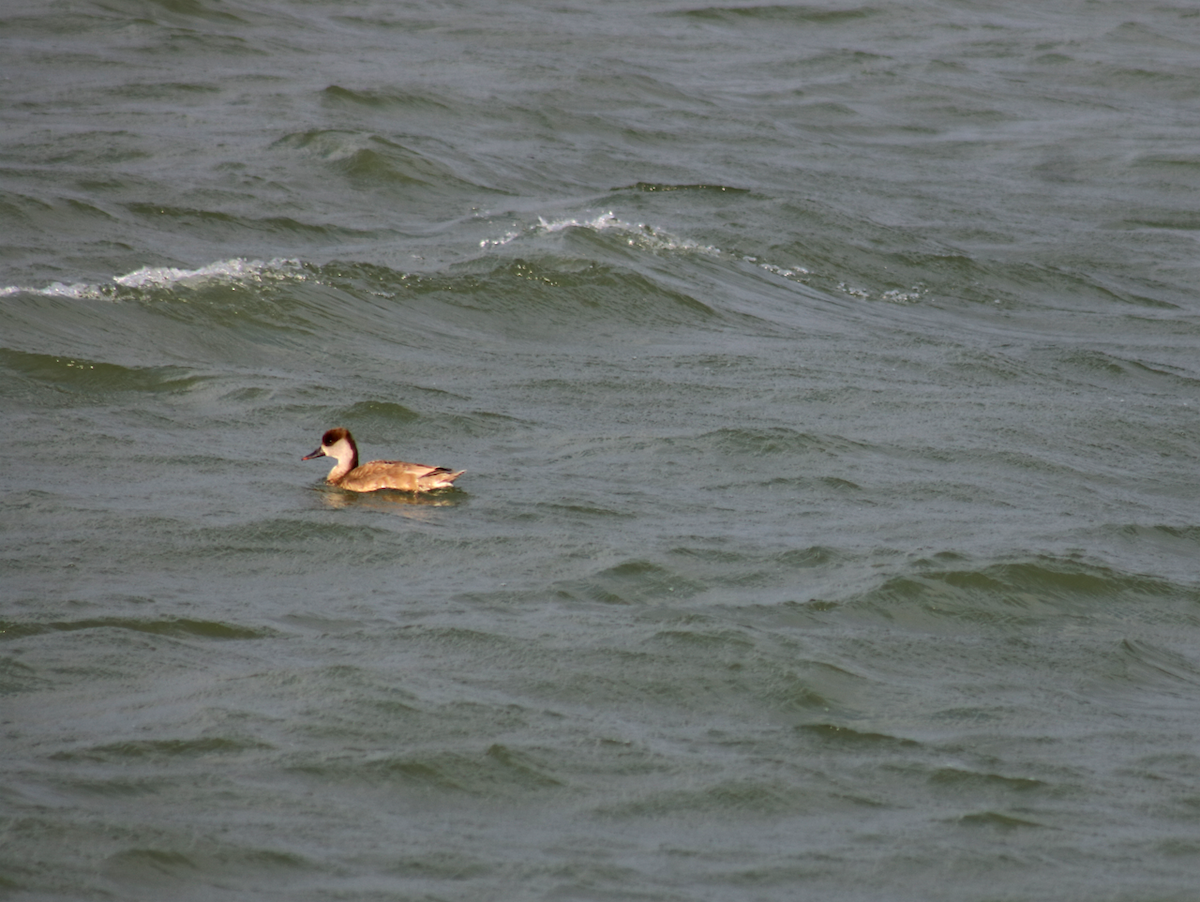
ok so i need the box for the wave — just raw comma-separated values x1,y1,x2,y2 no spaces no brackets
0,200,931,327
839,554,1200,632
476,208,929,305
671,5,879,25
1,617,272,641
0,347,205,396
272,129,490,194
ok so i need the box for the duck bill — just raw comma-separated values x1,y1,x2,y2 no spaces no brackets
302,447,325,460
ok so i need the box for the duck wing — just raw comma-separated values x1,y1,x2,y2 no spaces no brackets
338,459,464,493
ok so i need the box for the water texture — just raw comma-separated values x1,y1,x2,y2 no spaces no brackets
3,2,1200,900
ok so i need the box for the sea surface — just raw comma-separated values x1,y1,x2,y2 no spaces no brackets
3,2,1200,900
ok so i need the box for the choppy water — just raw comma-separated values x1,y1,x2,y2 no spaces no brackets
4,2,1200,900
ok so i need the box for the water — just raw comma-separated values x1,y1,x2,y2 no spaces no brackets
3,2,1200,899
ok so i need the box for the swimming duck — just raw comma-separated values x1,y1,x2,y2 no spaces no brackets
303,427,463,493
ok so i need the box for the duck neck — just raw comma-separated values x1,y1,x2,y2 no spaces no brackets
327,444,358,483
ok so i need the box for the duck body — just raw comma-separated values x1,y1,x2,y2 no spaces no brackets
303,427,463,493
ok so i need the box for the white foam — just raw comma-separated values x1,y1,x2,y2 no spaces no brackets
0,257,303,299
551,212,722,256
535,212,622,235
113,257,302,288
759,262,811,279
0,281,101,299
479,230,520,249
476,212,931,305
837,282,871,299
479,211,721,256
879,286,927,303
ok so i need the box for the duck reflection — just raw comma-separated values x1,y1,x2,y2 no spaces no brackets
311,483,464,517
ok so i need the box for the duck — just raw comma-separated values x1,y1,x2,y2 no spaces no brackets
303,427,463,493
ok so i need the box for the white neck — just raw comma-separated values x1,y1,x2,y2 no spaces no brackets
324,437,358,482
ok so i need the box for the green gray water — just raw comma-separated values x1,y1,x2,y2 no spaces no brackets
3,2,1200,900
